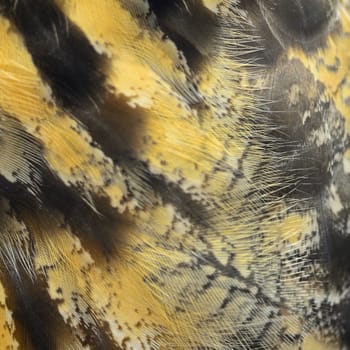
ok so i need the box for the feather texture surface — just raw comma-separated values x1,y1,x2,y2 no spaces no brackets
0,0,349,349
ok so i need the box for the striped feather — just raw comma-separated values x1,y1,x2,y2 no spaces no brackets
0,0,348,349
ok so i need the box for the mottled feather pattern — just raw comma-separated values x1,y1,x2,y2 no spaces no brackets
0,0,349,349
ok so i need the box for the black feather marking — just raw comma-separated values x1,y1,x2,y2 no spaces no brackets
2,267,117,350
0,0,106,112
262,58,344,199
339,299,350,348
257,0,337,49
147,0,217,71
237,0,284,64
39,170,122,257
149,174,211,228
0,262,74,349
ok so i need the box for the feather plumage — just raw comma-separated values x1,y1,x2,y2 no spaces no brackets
0,0,349,349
